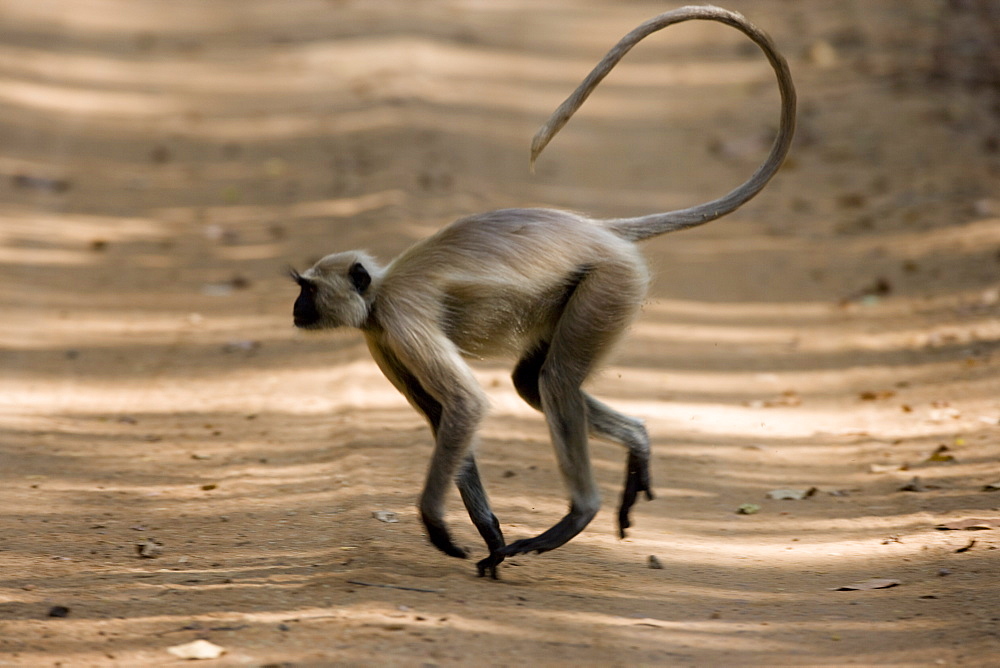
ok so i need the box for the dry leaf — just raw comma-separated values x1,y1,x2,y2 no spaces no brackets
767,391,801,407
766,488,817,500
166,640,225,660
736,503,761,515
898,477,931,492
746,391,802,408
859,390,895,401
928,406,961,422
869,463,906,474
925,445,956,463
955,539,976,553
372,510,399,523
136,539,162,559
935,518,998,531
833,578,901,591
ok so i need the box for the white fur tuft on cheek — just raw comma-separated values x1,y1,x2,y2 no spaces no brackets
315,290,370,329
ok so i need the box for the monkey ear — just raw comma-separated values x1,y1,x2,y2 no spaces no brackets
349,262,371,293
288,267,310,288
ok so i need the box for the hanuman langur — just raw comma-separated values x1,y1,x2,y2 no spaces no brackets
291,5,795,578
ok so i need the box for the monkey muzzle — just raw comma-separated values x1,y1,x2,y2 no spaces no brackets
292,288,321,328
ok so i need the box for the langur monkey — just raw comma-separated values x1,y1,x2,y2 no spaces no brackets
291,5,795,578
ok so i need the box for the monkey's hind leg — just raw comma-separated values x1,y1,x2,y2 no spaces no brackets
586,396,654,538
501,372,597,558
512,348,653,541
501,261,645,558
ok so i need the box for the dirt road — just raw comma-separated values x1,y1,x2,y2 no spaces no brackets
2,1,999,665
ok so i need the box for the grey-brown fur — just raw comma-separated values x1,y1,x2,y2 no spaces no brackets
291,5,796,578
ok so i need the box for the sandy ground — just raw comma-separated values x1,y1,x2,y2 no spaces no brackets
2,1,1000,665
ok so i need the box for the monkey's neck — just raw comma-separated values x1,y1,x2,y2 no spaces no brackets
359,296,381,333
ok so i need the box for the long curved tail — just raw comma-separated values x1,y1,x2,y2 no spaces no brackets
530,5,796,242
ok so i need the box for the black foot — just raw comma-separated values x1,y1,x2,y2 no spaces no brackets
471,514,505,579
498,536,550,557
476,552,506,579
497,504,597,557
618,452,654,539
421,512,468,559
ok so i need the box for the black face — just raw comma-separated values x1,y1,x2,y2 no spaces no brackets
290,270,320,328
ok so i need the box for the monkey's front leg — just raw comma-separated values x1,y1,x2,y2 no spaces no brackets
456,455,506,579
418,392,490,561
368,335,490,563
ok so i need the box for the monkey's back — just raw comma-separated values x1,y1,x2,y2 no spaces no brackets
377,208,649,359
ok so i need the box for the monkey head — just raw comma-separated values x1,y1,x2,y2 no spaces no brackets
290,251,381,330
